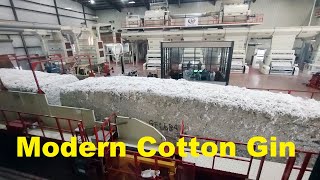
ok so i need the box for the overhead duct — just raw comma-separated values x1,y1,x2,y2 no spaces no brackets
0,21,61,30
0,28,24,32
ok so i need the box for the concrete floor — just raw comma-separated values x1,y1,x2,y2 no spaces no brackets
110,62,320,100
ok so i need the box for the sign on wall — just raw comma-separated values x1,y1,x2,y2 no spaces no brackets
185,17,199,27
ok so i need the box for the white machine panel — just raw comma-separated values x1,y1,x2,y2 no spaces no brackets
271,35,296,50
224,4,250,15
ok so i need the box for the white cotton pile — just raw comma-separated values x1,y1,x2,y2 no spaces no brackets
0,68,79,105
61,76,320,119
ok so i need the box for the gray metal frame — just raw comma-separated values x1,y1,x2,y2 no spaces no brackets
160,41,234,85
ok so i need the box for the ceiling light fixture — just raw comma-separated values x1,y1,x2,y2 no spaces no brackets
128,1,135,4
65,7,72,10
90,0,95,4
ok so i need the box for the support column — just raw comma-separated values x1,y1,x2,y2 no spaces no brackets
9,0,44,94
82,4,87,27
53,0,61,25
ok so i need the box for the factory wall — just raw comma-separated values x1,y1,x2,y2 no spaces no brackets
0,0,96,56
96,0,316,30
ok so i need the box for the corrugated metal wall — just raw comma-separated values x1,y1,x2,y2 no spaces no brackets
0,0,96,56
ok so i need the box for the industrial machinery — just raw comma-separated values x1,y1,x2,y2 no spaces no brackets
144,10,168,27
252,49,266,69
144,38,163,72
142,0,169,27
222,0,251,23
161,41,233,85
91,23,113,43
179,48,205,70
260,50,298,75
225,28,249,73
122,26,320,76
77,28,105,65
106,43,132,66
259,28,301,75
304,35,320,74
0,65,320,179
145,49,161,69
125,14,141,28
35,29,76,63
122,0,261,29
230,50,247,73
307,72,320,90
144,0,169,27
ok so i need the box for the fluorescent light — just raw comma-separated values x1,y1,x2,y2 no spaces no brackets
128,1,135,4
90,0,95,4
65,7,72,10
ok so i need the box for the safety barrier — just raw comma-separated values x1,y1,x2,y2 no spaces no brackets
180,120,257,179
180,120,320,180
92,113,117,146
0,54,45,94
0,109,86,142
282,149,319,180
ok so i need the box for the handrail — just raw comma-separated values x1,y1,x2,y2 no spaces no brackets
92,113,117,146
1,109,85,142
179,120,320,180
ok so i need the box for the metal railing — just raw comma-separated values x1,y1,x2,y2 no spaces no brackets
92,113,117,146
0,54,46,93
0,109,86,142
180,120,257,179
180,120,320,180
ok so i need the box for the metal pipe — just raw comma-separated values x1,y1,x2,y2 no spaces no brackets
53,0,61,25
0,21,61,30
0,28,24,32
309,0,317,26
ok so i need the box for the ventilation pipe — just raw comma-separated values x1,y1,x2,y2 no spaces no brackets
0,28,24,32
0,21,61,30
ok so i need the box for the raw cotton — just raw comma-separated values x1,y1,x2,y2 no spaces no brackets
60,76,320,151
0,68,79,105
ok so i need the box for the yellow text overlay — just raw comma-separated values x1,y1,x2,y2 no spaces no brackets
17,136,295,158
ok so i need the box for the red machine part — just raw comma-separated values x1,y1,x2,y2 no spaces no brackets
103,63,111,76
307,73,320,90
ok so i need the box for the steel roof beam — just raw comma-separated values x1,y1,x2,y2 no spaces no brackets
105,0,122,12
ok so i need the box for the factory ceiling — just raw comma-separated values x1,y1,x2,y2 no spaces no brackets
73,0,217,11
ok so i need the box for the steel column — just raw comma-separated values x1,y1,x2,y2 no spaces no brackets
225,43,234,86
82,4,87,27
53,0,61,25
9,0,43,93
